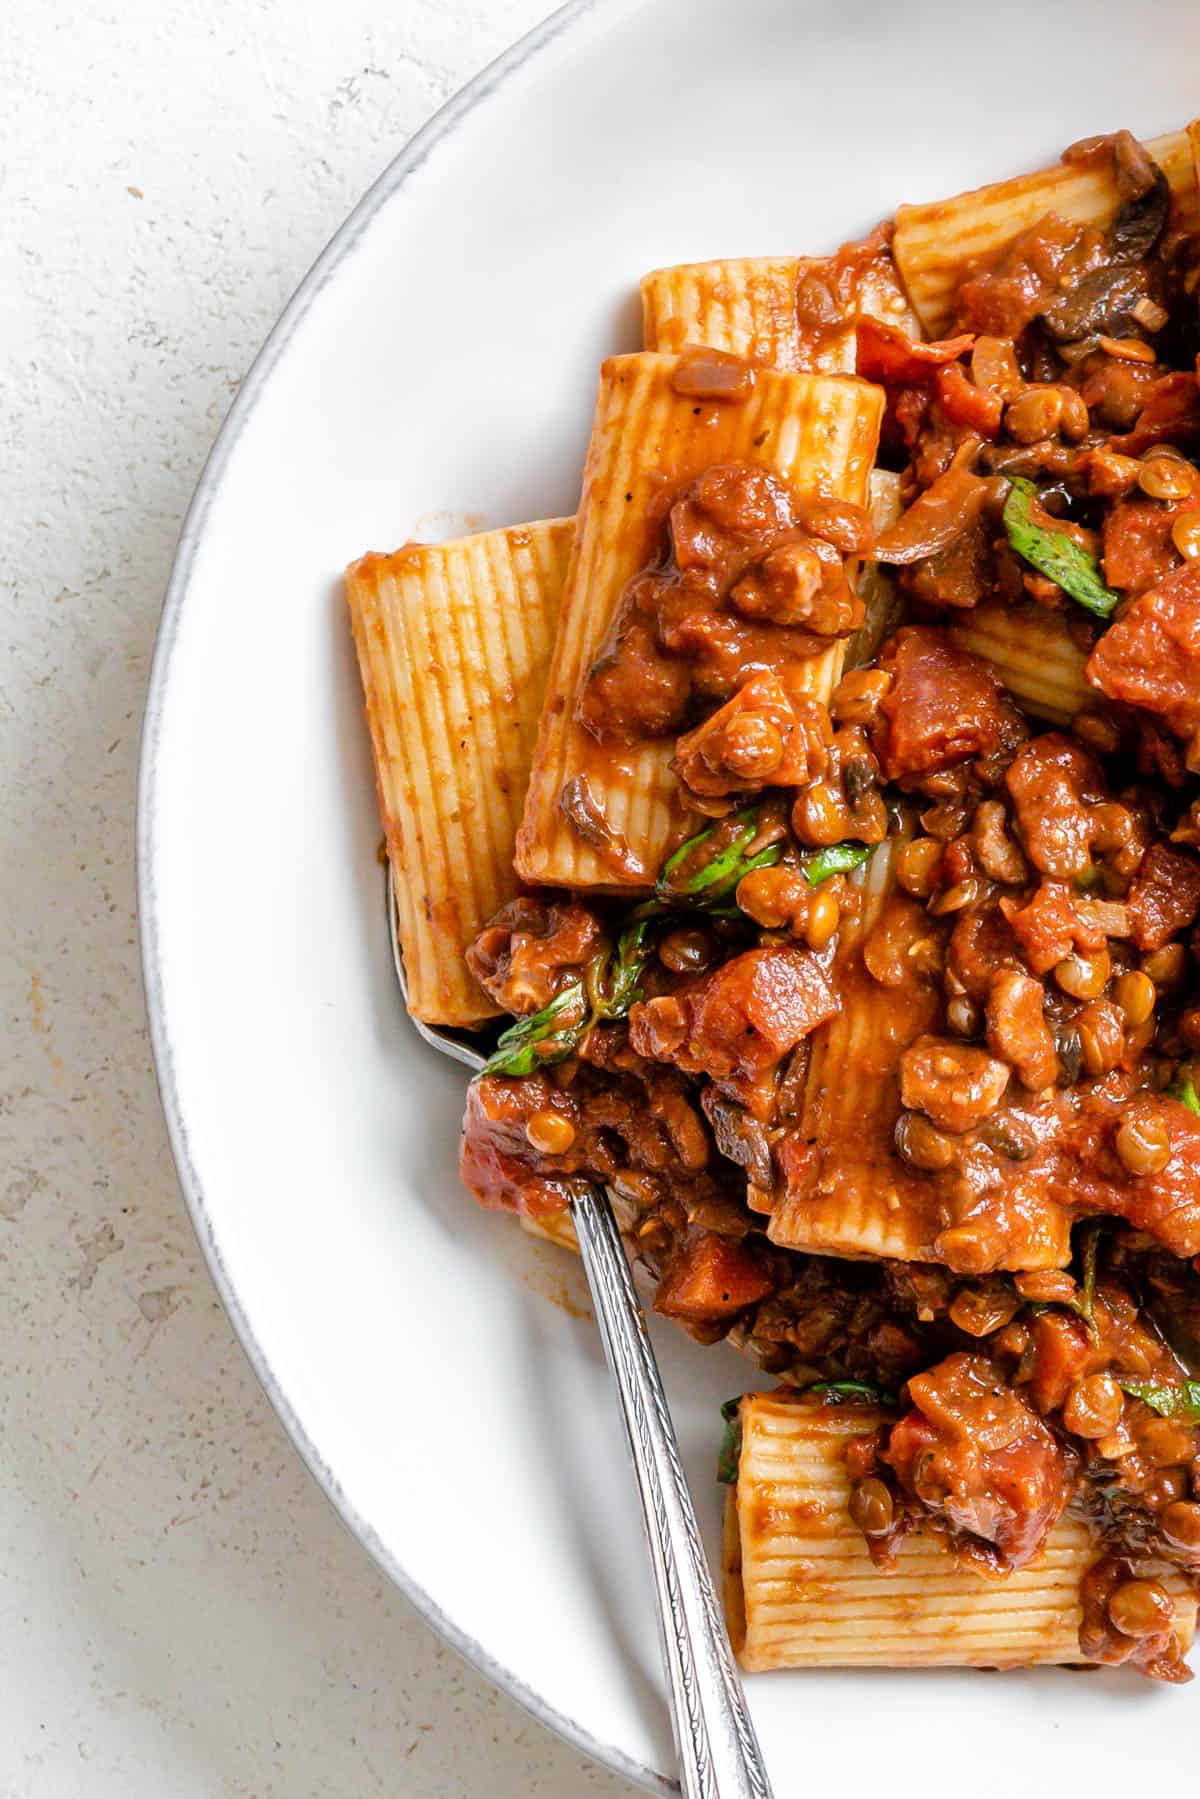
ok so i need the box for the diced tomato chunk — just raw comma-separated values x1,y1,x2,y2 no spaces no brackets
884,1353,1075,1568
1103,496,1183,596
631,944,838,1085
1116,1098,1200,1257
1026,1311,1092,1414
935,363,1003,437
1001,881,1081,975
1005,734,1101,880
856,317,973,386
654,1227,773,1322
872,627,1018,781
1125,842,1200,950
1087,563,1200,741
459,1076,582,1222
1110,371,1200,457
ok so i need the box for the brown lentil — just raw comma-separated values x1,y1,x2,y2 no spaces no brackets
805,888,841,951
735,866,802,932
525,1110,577,1156
658,927,716,975
896,836,942,899
1145,1468,1188,1509
1058,387,1091,440
934,1223,1004,1275
848,1476,895,1537
1062,1373,1124,1439
1107,1578,1175,1639
722,714,784,778
1115,1108,1171,1176
793,782,850,846
1054,947,1111,1000
1138,1416,1197,1468
994,1319,1030,1359
1143,943,1187,985
928,878,981,916
1138,450,1197,502
1161,1500,1200,1550
1113,970,1156,1027
1005,387,1064,442
1076,1000,1125,1076
831,667,892,726
1099,335,1158,364
1014,1269,1078,1304
1172,510,1200,561
894,1110,956,1172
948,1285,1019,1337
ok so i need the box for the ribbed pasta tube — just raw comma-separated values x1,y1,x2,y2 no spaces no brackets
724,1390,1198,1673
763,831,949,1262
764,830,1073,1269
516,352,884,890
641,253,915,374
949,604,1095,726
894,128,1199,339
642,256,820,368
347,519,573,1024
520,1207,579,1253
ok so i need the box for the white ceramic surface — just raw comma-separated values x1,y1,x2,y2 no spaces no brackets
139,1,1200,1790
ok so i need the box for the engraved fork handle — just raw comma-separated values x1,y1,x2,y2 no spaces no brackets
570,1186,774,1799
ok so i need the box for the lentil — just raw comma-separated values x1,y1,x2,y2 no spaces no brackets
1063,1373,1124,1438
1115,1108,1171,1176
896,836,942,899
1171,510,1200,561
1137,451,1197,502
526,1110,577,1155
1113,969,1155,1026
1107,1579,1174,1640
894,1110,956,1172
1054,947,1111,1000
848,1477,895,1537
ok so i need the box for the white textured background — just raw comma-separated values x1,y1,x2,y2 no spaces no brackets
2,2,639,1792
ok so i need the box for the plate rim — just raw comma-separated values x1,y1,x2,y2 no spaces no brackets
134,2,673,1791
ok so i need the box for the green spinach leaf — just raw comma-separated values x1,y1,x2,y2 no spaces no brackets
1003,477,1120,619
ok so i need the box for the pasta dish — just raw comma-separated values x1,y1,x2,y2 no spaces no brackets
348,124,1200,1681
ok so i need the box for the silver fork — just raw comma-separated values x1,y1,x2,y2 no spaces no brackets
386,869,773,1799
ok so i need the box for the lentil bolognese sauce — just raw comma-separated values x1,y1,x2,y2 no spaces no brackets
354,126,1200,1678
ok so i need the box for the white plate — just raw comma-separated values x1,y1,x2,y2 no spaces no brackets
139,1,1200,1789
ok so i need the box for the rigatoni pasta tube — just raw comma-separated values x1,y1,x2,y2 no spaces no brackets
348,519,574,1025
763,829,1072,1268
642,257,819,369
949,603,1095,726
894,128,1199,339
641,253,915,374
516,353,884,890
520,1207,579,1253
761,831,945,1261
724,1390,1198,1672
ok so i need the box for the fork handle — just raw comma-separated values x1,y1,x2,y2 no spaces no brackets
570,1186,774,1799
